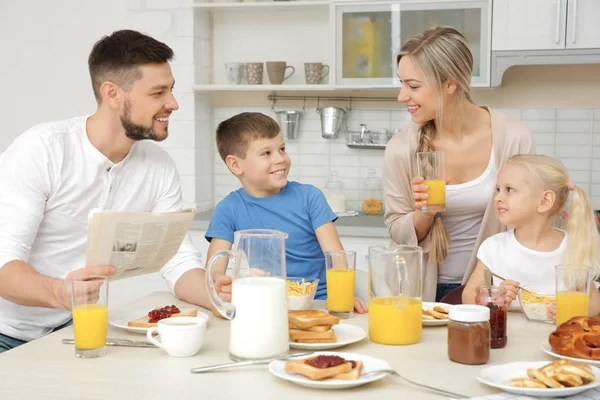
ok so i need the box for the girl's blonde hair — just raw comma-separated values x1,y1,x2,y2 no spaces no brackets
507,155,600,278
396,26,474,262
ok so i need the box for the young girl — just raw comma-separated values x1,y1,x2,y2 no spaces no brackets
462,155,600,320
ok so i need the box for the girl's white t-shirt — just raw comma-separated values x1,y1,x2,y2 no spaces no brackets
477,229,567,309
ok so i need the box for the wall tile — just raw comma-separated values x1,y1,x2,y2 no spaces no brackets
126,11,173,39
533,133,554,145
556,146,591,158
557,109,593,120
174,9,194,37
555,133,590,145
556,120,592,133
522,109,555,120
171,64,195,93
523,120,554,133
145,0,193,9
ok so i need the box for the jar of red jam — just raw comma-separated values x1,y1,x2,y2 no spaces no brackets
475,286,508,349
448,305,490,365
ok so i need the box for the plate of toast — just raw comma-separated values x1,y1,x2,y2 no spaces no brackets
109,305,208,333
477,360,600,397
541,341,600,366
421,302,451,326
269,351,390,389
288,310,366,350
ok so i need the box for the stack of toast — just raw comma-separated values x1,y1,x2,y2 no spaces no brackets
285,355,363,380
288,310,340,343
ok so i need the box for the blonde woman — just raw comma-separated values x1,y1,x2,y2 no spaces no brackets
462,155,600,321
383,26,534,302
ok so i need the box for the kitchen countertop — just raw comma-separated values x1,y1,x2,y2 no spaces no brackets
190,210,389,238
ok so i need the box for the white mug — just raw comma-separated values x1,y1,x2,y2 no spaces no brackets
146,316,207,357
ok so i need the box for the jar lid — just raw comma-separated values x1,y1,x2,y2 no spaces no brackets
449,305,490,323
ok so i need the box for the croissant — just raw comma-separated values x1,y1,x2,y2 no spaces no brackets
549,316,600,360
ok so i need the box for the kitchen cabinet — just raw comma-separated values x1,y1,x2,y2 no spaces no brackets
493,0,600,51
492,0,567,51
194,0,492,90
566,0,600,49
334,0,491,87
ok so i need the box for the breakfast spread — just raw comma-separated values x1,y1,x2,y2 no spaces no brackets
509,360,595,389
127,305,197,328
422,305,449,320
549,315,600,360
288,310,340,343
285,355,362,380
448,305,491,365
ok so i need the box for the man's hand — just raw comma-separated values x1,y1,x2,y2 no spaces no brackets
547,301,557,323
56,266,115,310
354,297,368,314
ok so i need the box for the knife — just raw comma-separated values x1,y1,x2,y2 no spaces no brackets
62,338,156,348
190,352,313,373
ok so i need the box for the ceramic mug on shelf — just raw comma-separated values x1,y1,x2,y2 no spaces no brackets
225,62,245,84
245,62,264,85
304,62,329,84
266,61,295,85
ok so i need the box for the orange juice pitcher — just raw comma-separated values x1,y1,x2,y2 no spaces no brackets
368,245,423,345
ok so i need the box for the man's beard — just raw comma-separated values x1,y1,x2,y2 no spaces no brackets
120,100,167,142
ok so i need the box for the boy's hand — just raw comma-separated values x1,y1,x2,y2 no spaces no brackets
546,301,556,323
354,297,368,314
211,275,232,319
499,279,520,305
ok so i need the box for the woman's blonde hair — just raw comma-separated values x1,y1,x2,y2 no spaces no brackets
397,26,474,262
507,155,600,278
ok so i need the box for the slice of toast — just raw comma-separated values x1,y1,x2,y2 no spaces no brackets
288,310,340,329
332,361,363,380
292,337,338,344
127,308,197,328
285,358,352,380
289,328,336,343
288,321,332,332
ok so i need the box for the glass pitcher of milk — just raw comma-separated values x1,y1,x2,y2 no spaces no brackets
206,229,289,361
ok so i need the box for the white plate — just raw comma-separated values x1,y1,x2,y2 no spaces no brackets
109,308,209,334
422,302,451,326
477,361,600,398
269,351,390,389
289,324,366,350
541,341,600,366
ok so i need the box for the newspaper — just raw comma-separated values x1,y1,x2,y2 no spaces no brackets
85,209,196,280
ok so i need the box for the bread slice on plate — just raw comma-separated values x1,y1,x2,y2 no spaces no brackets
127,308,197,328
285,357,352,380
289,321,331,332
289,328,337,343
288,310,340,329
333,361,363,380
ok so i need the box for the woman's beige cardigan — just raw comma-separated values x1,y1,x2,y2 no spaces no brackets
382,108,535,301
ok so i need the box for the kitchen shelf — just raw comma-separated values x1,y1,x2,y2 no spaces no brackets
193,1,331,10
193,84,335,91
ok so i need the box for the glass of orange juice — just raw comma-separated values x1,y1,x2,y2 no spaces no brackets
555,265,591,325
416,151,446,213
71,276,109,358
325,250,356,319
368,245,423,345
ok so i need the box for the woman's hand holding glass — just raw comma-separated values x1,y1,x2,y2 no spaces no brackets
412,176,451,215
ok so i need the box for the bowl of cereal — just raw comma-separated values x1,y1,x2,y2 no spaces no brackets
286,277,319,311
518,289,555,324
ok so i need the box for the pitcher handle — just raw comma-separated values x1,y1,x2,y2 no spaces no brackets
205,250,237,320
393,256,410,309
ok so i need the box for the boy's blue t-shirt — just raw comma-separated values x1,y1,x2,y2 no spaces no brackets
206,181,337,299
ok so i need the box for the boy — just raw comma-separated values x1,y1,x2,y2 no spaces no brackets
207,112,367,313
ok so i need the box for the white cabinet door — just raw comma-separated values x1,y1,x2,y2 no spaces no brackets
566,0,600,49
492,0,567,51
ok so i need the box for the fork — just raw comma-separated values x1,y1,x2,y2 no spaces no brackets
362,369,468,398
486,269,541,299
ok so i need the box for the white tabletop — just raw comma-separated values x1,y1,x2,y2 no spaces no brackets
0,291,558,399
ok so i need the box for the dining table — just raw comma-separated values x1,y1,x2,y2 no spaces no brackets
0,291,562,399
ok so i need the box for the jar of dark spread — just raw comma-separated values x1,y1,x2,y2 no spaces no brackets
475,286,508,349
448,305,490,365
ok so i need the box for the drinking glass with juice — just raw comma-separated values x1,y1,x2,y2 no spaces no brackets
555,265,591,325
325,250,356,319
71,276,109,358
417,151,446,213
368,245,423,345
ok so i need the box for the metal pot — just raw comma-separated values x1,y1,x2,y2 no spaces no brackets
319,107,347,139
275,110,302,140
